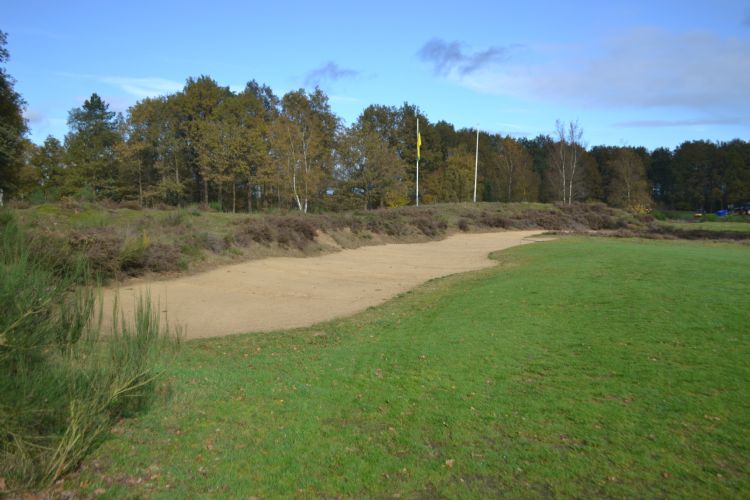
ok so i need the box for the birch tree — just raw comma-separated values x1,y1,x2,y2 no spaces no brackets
549,120,584,204
608,148,650,208
278,89,337,213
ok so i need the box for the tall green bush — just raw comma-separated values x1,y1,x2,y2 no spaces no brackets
0,211,174,490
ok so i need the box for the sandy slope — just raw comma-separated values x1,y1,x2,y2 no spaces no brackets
104,230,546,338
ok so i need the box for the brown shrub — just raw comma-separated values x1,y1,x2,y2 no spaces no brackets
118,200,142,210
518,209,566,230
275,217,318,241
557,202,625,230
59,197,81,211
143,243,181,272
8,200,30,209
412,215,447,237
68,228,123,277
636,213,654,223
195,232,226,253
362,211,408,236
96,199,119,210
478,212,511,228
234,219,274,245
273,217,318,250
163,211,189,227
318,213,356,232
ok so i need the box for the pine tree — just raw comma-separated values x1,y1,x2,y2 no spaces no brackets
64,93,122,200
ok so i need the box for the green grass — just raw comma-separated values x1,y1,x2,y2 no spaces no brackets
60,238,750,497
668,221,750,233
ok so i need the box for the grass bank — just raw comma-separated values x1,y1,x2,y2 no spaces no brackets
666,220,750,233
59,237,750,497
11,202,652,283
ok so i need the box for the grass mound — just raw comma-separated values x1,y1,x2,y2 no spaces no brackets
0,212,175,492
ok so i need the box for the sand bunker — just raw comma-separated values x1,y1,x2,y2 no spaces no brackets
104,230,546,338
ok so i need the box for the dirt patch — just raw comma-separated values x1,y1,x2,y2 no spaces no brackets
103,230,546,338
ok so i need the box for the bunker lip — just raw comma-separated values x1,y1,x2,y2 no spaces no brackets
103,230,547,339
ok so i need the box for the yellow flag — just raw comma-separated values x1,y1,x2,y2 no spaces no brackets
417,132,422,160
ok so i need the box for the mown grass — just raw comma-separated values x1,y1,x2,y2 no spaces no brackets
60,237,750,497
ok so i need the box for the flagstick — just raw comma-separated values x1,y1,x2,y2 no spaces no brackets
416,118,420,207
473,128,479,203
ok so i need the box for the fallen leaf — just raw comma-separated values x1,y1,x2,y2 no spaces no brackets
445,459,455,468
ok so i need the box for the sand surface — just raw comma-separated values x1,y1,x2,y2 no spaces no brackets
104,230,546,338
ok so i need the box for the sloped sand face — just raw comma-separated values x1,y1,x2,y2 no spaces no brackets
104,230,546,339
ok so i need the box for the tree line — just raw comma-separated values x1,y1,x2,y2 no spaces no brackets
1,34,749,212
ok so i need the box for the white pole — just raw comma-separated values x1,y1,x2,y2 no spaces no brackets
473,128,479,203
416,118,420,207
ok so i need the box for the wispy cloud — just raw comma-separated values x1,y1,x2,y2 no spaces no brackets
304,62,358,88
24,109,46,124
434,28,750,113
57,72,183,99
100,95,137,113
98,76,183,99
615,118,743,128
418,39,513,76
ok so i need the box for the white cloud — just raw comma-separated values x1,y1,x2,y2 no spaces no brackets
56,72,184,99
98,76,183,99
434,28,750,113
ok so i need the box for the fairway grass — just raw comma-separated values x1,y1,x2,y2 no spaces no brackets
66,238,750,497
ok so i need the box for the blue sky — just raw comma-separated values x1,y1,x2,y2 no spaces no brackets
5,0,750,149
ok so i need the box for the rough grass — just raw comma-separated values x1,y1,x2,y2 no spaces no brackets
57,237,750,497
667,221,750,233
